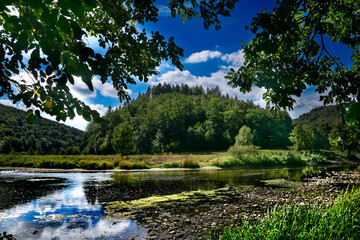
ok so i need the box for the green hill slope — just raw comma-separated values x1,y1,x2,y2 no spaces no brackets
293,105,342,128
0,104,84,154
83,84,292,154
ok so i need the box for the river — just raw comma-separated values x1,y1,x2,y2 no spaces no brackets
0,165,356,239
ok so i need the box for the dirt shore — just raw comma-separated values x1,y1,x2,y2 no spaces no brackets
112,170,360,240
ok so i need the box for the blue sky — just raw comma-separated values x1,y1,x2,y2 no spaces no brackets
0,0,353,130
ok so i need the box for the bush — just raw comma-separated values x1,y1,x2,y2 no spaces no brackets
181,158,200,168
119,160,150,169
228,145,259,159
161,161,182,168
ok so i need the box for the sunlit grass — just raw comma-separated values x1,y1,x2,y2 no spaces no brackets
211,151,326,168
209,187,360,239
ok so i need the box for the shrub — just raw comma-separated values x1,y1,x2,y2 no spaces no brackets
181,158,200,168
119,160,150,169
228,145,259,159
161,161,182,168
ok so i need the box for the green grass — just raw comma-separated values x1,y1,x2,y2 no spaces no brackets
211,151,326,168
208,187,360,240
0,151,326,170
0,155,150,170
160,158,200,168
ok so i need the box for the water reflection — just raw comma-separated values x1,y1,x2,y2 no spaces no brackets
0,171,146,240
83,165,336,203
0,164,356,239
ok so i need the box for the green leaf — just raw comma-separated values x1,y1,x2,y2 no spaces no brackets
23,91,34,101
27,0,42,9
27,113,36,124
46,65,53,75
57,15,71,34
69,1,85,18
82,111,91,121
84,0,97,8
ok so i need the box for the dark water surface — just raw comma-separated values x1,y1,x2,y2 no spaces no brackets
0,165,356,239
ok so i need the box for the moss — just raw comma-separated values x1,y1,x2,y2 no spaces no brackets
104,187,245,217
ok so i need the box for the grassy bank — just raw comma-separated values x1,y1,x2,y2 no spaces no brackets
0,151,327,170
209,187,360,240
211,151,326,168
0,152,223,170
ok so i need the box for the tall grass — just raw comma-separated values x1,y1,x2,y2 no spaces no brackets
161,158,200,168
0,155,150,170
212,151,326,168
209,187,360,240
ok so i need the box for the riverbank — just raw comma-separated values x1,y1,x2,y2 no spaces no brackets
0,151,343,170
104,169,360,239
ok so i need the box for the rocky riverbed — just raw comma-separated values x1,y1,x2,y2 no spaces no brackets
105,169,360,240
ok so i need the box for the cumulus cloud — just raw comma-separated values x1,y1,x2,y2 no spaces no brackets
150,68,266,102
289,88,327,119
93,79,119,98
68,77,97,101
89,104,109,116
221,49,245,67
184,50,222,63
42,103,108,131
69,77,130,100
0,99,15,107
158,5,171,16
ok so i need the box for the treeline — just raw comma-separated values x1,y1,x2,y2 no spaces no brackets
144,83,228,98
290,106,342,151
83,85,292,154
0,104,84,155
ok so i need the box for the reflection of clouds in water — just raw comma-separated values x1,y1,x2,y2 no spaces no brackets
4,217,146,240
0,171,146,239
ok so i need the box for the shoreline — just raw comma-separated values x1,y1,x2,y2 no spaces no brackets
0,166,222,173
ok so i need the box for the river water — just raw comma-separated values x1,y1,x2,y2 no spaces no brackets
0,165,355,239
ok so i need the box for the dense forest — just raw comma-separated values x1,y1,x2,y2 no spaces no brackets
0,104,84,154
293,106,341,129
83,84,292,154
0,84,344,155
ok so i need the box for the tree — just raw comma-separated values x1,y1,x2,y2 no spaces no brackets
226,0,360,150
111,121,135,155
228,125,258,158
234,125,253,146
289,125,315,151
0,0,238,123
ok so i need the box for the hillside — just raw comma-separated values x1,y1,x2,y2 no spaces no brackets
0,104,84,154
293,105,342,128
83,84,292,154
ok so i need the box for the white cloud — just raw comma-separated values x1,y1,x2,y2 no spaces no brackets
221,50,245,67
42,103,108,131
68,77,97,101
158,5,171,16
0,99,15,107
150,68,266,102
93,79,118,98
289,88,327,119
89,104,109,116
184,50,222,63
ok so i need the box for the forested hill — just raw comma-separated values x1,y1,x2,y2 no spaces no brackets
83,84,292,154
293,105,342,128
0,104,84,154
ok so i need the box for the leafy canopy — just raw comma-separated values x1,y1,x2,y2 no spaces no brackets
226,0,360,123
234,125,253,146
111,121,135,155
0,0,238,123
